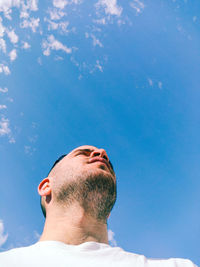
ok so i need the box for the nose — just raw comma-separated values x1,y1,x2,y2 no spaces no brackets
90,148,109,161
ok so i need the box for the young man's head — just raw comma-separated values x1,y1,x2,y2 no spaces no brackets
38,145,117,223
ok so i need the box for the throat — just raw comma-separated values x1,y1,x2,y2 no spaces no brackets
39,203,109,245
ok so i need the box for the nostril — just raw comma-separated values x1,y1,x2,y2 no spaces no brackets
103,155,108,161
93,152,100,157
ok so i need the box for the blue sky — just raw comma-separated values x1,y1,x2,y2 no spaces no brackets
0,0,199,265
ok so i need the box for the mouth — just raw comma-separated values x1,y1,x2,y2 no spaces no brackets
88,157,111,172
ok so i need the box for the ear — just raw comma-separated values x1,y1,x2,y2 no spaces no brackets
38,178,51,197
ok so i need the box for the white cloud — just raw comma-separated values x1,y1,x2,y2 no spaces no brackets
0,18,5,37
7,29,19,44
24,145,31,154
46,19,59,30
53,0,68,9
0,0,20,19
20,17,40,32
93,18,106,25
0,220,8,247
0,64,11,75
130,0,145,14
9,137,15,143
20,10,29,19
148,78,153,86
73,0,82,4
7,97,14,102
95,60,103,72
45,18,69,33
0,38,6,53
0,105,7,110
21,41,31,49
108,229,117,247
55,21,69,33
42,34,72,56
96,0,122,17
193,16,197,22
19,0,38,18
27,0,38,11
54,55,64,61
24,145,36,155
0,118,11,136
91,34,103,47
37,57,42,65
48,8,65,20
158,81,162,89
0,87,8,93
85,33,103,47
9,49,17,61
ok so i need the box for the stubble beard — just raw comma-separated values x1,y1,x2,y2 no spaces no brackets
55,169,117,223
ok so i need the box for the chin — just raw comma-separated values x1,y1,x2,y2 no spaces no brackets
84,167,115,181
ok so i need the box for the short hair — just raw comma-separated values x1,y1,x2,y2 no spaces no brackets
40,154,67,218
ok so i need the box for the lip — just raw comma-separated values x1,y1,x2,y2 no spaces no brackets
88,156,111,171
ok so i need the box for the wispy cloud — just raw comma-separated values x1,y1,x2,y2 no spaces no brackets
148,78,163,90
48,8,66,20
158,81,163,89
0,0,38,19
0,220,8,247
0,117,11,136
0,64,11,75
7,29,19,44
93,17,106,25
96,0,123,17
130,0,145,14
53,0,68,9
108,229,117,246
21,41,31,49
9,49,17,61
0,0,20,19
45,18,70,34
0,17,5,37
27,0,38,12
0,38,6,53
0,0,136,89
95,60,103,72
148,78,153,86
0,87,8,93
42,34,72,56
24,145,36,155
0,105,7,110
85,32,103,48
20,17,40,32
91,34,103,47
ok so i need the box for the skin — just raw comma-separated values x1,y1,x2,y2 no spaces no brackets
38,145,116,245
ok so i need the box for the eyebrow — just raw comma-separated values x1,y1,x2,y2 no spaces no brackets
72,148,114,171
72,148,94,154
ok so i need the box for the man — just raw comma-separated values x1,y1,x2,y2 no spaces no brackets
0,145,197,266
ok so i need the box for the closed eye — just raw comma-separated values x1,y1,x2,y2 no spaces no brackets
75,150,92,156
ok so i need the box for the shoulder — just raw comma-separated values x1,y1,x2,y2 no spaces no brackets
146,257,198,267
0,244,36,254
119,249,197,267
0,243,37,262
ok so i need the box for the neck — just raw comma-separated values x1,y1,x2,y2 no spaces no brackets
39,202,109,245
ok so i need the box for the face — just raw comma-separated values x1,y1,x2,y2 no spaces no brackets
49,145,117,222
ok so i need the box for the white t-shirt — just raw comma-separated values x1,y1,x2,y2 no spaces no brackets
0,241,197,267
